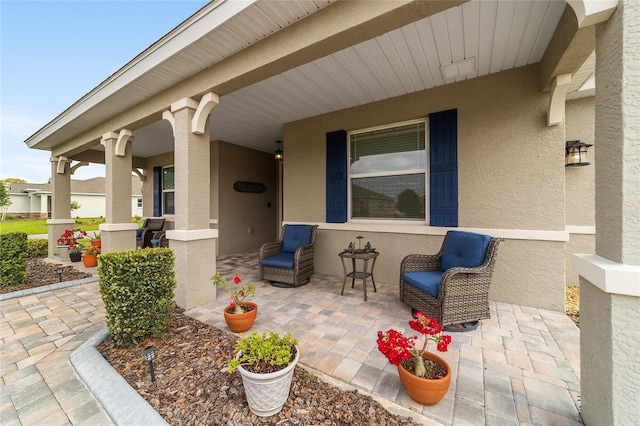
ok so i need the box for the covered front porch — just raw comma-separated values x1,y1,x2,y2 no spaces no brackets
189,251,581,425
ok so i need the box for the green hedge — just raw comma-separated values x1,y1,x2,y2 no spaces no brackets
26,239,48,258
98,248,177,347
0,232,28,287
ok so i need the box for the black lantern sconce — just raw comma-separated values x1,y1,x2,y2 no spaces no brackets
274,140,283,161
565,140,593,167
56,266,63,283
142,346,157,382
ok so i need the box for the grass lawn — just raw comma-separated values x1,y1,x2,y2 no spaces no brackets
0,218,103,236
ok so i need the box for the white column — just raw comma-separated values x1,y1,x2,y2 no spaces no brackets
100,130,137,253
47,156,74,257
166,97,218,309
574,1,640,423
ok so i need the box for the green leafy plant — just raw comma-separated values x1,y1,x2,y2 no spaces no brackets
83,245,100,256
0,232,27,287
98,248,177,346
212,272,256,314
89,231,101,241
26,239,48,258
228,331,298,373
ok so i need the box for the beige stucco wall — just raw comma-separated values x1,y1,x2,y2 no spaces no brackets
284,64,567,311
565,97,596,286
216,142,278,255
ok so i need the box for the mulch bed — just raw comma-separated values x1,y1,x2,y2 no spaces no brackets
97,308,421,426
0,257,92,294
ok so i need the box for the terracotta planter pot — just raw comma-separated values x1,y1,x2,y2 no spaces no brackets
82,254,98,268
397,352,451,406
91,240,102,248
223,302,257,333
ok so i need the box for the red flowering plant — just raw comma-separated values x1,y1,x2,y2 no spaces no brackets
56,229,88,254
211,272,256,314
377,311,452,379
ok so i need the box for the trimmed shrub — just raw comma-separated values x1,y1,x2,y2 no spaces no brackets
98,248,176,346
0,232,28,287
26,239,48,258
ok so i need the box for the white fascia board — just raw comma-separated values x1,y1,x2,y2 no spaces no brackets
573,254,640,297
26,0,257,148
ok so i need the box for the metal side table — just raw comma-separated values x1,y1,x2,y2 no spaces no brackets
339,250,379,301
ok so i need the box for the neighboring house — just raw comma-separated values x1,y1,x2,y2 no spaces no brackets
23,2,638,423
5,176,143,218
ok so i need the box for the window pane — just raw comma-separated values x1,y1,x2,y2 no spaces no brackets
351,174,425,219
163,192,175,215
350,122,425,174
163,167,175,190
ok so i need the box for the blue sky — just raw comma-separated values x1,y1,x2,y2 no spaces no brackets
1,0,209,183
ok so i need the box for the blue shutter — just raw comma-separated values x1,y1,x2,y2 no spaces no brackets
153,166,162,217
326,130,347,223
429,109,458,227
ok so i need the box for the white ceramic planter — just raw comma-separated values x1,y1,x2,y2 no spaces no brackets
236,346,299,417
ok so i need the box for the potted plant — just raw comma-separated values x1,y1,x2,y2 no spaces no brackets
377,311,452,405
57,229,87,262
82,245,100,267
212,272,257,332
228,331,299,417
89,231,101,248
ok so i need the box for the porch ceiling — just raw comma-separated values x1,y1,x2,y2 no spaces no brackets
27,0,595,161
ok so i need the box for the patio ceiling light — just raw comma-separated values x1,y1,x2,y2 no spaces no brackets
565,140,593,167
274,140,283,161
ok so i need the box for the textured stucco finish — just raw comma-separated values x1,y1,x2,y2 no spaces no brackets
565,233,594,286
581,279,640,424
595,0,640,265
171,239,216,310
48,160,72,257
217,142,277,255
284,65,566,310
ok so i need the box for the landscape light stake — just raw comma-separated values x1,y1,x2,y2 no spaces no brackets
56,266,63,283
142,346,157,382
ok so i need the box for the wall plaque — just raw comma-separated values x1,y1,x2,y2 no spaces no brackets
233,181,266,193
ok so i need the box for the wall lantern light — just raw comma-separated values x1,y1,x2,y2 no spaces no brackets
142,345,157,382
56,266,63,283
565,140,593,167
274,140,283,161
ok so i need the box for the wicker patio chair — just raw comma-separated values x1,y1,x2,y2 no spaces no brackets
136,218,166,248
259,224,318,287
399,230,502,330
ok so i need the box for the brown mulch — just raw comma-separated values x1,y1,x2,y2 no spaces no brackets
97,308,421,426
566,285,580,328
0,257,92,294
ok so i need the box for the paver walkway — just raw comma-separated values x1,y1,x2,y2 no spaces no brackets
0,252,583,425
0,280,111,425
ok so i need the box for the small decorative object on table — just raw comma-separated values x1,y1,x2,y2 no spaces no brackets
377,311,452,405
344,235,375,253
228,331,299,417
212,272,257,332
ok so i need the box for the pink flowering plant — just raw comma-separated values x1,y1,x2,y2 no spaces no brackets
211,272,256,314
377,311,452,379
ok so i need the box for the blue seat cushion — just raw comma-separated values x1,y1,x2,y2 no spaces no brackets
441,230,492,271
282,225,313,253
136,228,146,241
402,272,443,298
260,252,295,269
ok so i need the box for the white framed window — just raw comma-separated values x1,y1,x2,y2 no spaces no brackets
162,166,175,215
348,120,427,220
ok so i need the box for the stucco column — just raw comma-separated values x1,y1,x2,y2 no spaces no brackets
47,156,74,257
166,97,217,309
573,1,640,424
100,131,137,253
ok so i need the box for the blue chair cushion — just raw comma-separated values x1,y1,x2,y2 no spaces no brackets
402,271,443,298
136,228,146,241
440,230,492,272
260,252,295,269
281,225,313,253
